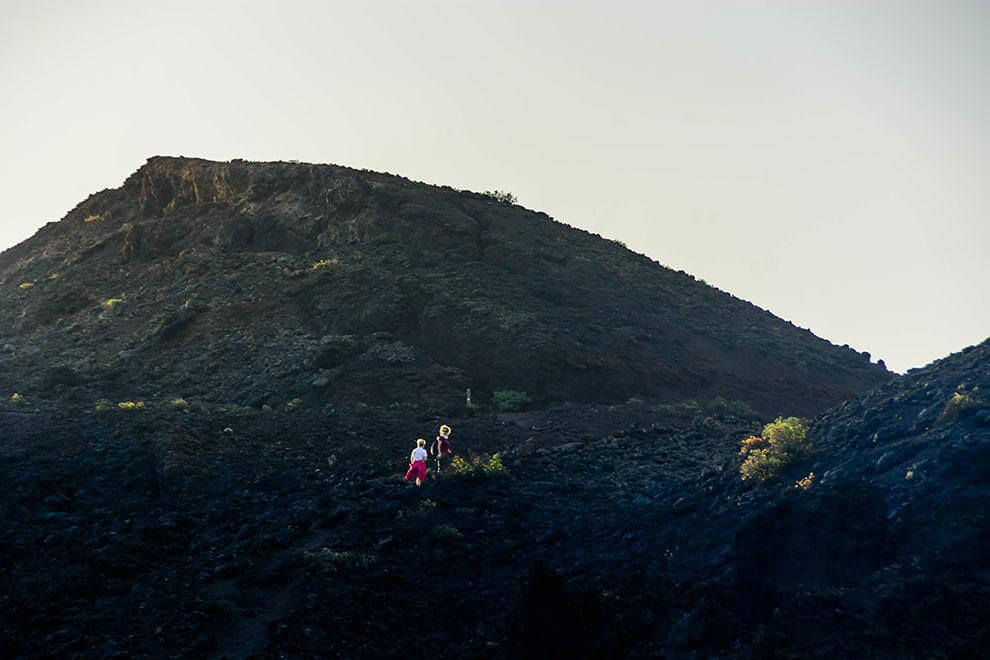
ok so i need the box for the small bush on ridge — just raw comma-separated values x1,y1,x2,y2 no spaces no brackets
483,190,517,205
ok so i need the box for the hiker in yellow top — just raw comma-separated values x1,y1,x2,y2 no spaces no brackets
430,424,454,477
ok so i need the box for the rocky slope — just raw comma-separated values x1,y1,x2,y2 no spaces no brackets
0,338,985,658
0,156,888,417
4,155,982,658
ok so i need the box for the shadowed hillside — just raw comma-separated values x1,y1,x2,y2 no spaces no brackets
0,156,888,416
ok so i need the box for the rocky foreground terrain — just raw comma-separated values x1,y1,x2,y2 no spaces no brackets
0,157,984,658
0,338,986,658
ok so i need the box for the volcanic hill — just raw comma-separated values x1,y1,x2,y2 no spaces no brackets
0,157,987,658
0,156,889,416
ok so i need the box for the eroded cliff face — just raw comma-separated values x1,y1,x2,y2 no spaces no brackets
0,156,889,414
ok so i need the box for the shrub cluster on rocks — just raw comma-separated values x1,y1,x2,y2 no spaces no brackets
451,452,505,476
739,416,809,482
492,390,531,412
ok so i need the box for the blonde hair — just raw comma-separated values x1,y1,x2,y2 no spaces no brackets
439,424,451,436
417,438,426,447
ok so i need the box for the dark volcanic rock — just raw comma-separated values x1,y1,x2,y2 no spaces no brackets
733,338,990,658
0,156,888,415
4,156,981,659
0,335,986,658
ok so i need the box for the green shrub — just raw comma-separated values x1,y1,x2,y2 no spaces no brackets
762,416,808,447
653,399,703,418
117,400,145,410
103,298,124,310
941,392,977,420
739,448,787,483
739,416,809,483
430,524,462,541
483,189,517,205
286,398,303,412
304,548,378,573
10,392,24,404
680,399,703,416
451,452,505,477
492,389,530,412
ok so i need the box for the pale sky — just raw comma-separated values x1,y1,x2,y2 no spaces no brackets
1,0,987,373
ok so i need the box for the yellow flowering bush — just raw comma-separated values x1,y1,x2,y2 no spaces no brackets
940,391,977,420
118,401,145,410
738,435,763,455
740,416,809,483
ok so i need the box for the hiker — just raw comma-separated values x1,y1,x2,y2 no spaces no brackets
430,424,454,476
404,438,428,487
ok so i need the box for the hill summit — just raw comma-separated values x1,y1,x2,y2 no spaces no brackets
0,156,888,414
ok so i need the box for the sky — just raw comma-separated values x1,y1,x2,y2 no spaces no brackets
1,0,987,373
